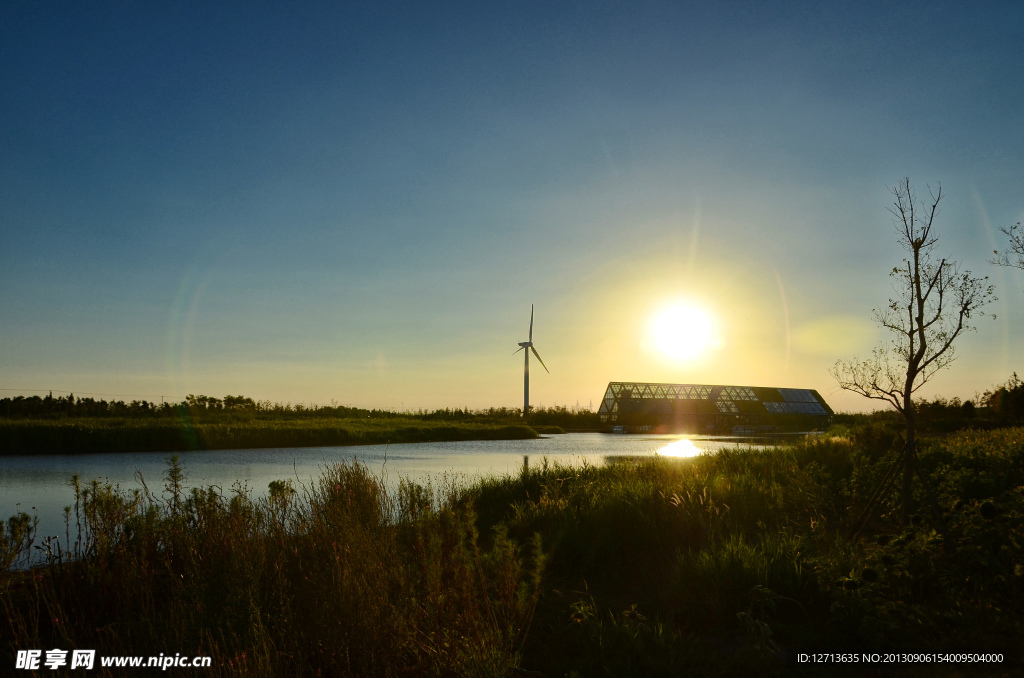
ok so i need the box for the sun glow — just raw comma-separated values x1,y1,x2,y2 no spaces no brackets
652,303,715,362
656,438,703,457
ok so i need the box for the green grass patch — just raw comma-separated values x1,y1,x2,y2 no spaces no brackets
0,417,538,454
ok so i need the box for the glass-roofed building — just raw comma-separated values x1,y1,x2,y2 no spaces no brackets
597,382,833,433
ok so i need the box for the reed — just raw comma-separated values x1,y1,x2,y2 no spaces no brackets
3,427,1022,675
469,431,1023,674
2,457,544,676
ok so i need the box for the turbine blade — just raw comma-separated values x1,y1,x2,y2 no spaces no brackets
511,346,525,356
531,346,549,373
529,304,534,342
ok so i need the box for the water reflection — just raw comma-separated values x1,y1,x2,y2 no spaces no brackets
655,438,704,457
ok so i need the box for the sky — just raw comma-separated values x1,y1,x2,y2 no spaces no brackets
2,1,1023,413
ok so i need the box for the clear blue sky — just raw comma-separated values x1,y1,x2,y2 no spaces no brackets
2,1,1023,412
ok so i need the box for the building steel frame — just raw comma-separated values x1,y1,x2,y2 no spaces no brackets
597,381,833,432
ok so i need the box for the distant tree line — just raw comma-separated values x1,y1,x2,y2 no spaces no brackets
4,382,1021,432
413,404,601,429
0,393,380,421
914,374,1024,426
979,373,1024,421
0,393,176,419
0,394,602,429
829,372,1024,435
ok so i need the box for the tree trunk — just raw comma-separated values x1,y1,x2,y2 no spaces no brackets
902,408,916,525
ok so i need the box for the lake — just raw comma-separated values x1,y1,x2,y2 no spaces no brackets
1,432,757,552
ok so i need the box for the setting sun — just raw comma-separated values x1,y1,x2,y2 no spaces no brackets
652,303,715,362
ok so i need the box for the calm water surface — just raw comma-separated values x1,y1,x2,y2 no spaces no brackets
1,433,755,546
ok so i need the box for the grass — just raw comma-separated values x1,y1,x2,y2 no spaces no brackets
3,458,544,676
3,427,1023,675
0,417,539,455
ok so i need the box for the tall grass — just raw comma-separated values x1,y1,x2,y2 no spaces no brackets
2,457,544,676
4,428,1023,675
467,431,1023,674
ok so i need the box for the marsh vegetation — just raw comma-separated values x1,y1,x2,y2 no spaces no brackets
3,424,1022,676
0,394,599,454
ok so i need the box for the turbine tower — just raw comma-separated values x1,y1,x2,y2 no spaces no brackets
512,304,549,415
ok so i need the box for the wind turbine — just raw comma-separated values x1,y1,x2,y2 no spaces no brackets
512,304,549,416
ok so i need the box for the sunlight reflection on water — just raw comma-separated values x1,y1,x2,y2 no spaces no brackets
655,438,704,457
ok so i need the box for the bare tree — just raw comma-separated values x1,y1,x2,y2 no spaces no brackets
831,178,995,524
991,221,1024,272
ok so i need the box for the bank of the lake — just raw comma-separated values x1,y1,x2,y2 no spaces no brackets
3,427,1022,676
0,417,544,455
1,433,748,546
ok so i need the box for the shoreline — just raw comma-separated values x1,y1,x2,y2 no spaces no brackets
0,418,549,456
